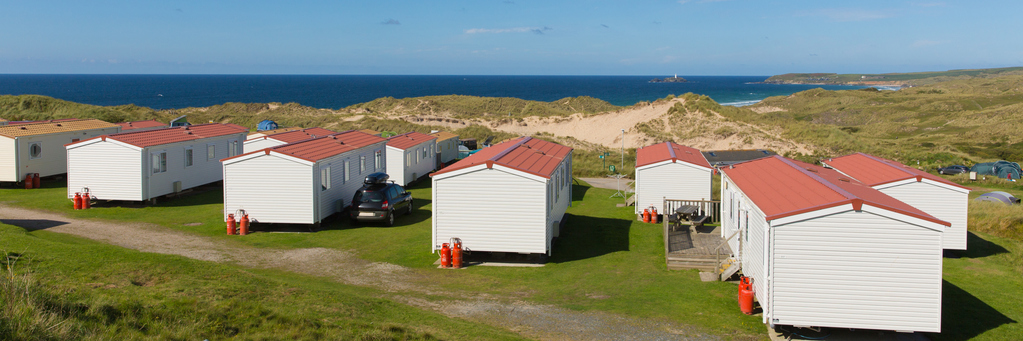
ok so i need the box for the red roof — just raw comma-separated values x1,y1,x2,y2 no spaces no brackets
266,130,387,162
387,132,437,150
431,137,573,179
636,142,711,169
721,155,948,226
102,123,248,148
116,120,166,130
257,127,336,144
824,152,970,190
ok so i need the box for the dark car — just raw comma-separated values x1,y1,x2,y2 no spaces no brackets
349,173,413,226
938,165,969,175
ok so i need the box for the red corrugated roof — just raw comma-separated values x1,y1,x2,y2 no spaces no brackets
387,132,437,150
103,123,248,148
116,120,166,130
257,127,336,144
431,136,572,179
267,130,386,162
636,142,711,169
722,155,948,226
825,152,970,190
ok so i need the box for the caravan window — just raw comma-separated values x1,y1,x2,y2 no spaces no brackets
360,156,366,173
152,152,167,174
375,151,382,170
321,165,331,191
28,143,42,159
344,160,350,183
185,148,194,167
207,144,215,161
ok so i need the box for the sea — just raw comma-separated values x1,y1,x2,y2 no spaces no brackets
0,75,867,110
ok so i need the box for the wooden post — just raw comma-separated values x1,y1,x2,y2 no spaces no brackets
663,196,669,262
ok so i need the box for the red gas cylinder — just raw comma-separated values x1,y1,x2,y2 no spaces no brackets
739,276,755,315
440,243,452,268
24,173,32,189
451,238,463,269
73,192,83,210
226,213,237,235
642,208,651,223
238,214,250,235
652,208,659,224
32,173,40,189
81,190,91,209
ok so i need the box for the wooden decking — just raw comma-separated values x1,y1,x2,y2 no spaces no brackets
661,199,731,272
665,224,730,271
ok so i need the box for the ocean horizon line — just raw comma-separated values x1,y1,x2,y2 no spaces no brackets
0,74,865,110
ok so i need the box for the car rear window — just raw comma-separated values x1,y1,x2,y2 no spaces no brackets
355,190,385,203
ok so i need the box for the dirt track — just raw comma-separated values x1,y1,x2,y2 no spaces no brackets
0,203,716,341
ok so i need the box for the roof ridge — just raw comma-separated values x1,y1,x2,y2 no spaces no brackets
776,156,858,201
489,137,532,164
666,142,677,159
856,152,917,177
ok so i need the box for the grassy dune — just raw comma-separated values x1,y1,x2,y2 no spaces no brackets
743,75,1023,166
765,66,1023,85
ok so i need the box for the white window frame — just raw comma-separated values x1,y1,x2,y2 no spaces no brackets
375,150,382,171
185,148,194,167
152,151,167,174
360,155,366,173
207,144,215,161
229,140,238,157
344,160,350,183
28,142,42,159
406,151,411,167
321,165,331,191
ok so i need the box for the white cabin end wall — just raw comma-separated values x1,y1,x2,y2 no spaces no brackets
0,137,16,182
67,141,142,201
433,167,547,254
770,210,943,332
877,181,968,250
223,155,314,224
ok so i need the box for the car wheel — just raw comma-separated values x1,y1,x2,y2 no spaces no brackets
406,200,414,215
386,210,395,227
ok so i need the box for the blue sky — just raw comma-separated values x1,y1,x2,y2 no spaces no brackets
1,0,1020,75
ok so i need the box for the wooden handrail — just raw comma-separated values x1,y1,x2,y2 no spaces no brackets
714,229,740,266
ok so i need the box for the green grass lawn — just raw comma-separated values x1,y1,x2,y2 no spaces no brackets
4,176,1023,339
0,222,525,340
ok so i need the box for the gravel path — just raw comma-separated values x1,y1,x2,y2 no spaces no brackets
0,203,717,341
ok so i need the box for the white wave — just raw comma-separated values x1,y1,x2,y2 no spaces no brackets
720,99,762,107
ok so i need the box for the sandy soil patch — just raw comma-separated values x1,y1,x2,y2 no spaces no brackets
748,106,785,114
489,99,685,149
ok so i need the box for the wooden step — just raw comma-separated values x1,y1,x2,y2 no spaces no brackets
718,257,741,281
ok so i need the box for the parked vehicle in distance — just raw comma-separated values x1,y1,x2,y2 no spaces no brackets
938,165,969,175
349,172,413,226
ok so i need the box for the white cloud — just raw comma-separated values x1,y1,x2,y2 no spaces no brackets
798,8,894,22
465,27,551,34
